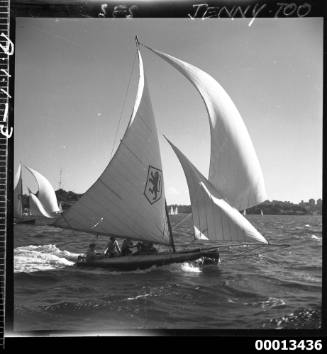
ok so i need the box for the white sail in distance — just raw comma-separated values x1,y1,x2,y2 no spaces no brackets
29,190,53,218
166,138,268,245
25,166,60,215
55,48,170,245
143,44,267,211
14,164,23,217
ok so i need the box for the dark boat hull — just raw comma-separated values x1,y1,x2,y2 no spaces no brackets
14,217,36,225
76,248,219,271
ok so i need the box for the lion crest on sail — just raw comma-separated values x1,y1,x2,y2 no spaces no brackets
144,166,162,204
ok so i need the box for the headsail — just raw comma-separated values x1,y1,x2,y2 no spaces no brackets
25,166,60,215
14,164,23,217
144,44,266,211
55,48,170,245
166,138,268,245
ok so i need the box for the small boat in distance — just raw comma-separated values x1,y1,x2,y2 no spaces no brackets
54,38,268,270
169,206,179,216
14,164,35,224
14,164,61,224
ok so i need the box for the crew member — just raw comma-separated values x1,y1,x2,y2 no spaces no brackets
85,243,97,261
104,237,121,257
134,241,158,255
120,239,135,256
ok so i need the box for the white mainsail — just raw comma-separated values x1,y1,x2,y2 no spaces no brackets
144,44,266,211
14,164,23,217
166,138,267,245
55,49,170,245
25,166,60,215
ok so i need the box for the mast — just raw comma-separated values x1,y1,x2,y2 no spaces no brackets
165,201,176,253
135,35,140,48
59,168,62,189
14,163,23,217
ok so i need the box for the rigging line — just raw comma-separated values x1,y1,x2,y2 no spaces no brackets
110,50,138,159
172,213,192,230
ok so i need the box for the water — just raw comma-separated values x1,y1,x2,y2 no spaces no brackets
13,215,322,332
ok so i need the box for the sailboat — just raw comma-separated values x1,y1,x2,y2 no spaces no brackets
14,164,61,223
169,206,174,215
53,38,268,270
169,206,178,215
14,164,35,224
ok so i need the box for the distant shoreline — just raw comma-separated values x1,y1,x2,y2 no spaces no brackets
19,189,323,216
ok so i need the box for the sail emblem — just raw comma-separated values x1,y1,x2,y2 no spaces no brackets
144,165,162,204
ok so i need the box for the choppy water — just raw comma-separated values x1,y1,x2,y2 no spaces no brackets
13,215,322,332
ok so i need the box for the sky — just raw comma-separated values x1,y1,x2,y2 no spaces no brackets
14,17,322,205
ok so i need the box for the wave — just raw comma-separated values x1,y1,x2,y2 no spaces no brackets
263,305,321,329
245,297,286,309
127,293,151,301
14,244,81,274
311,235,322,242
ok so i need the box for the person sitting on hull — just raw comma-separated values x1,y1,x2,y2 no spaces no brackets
104,237,121,258
120,239,135,256
134,241,158,255
84,242,97,262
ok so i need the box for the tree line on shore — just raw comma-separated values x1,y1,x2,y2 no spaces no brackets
19,189,321,215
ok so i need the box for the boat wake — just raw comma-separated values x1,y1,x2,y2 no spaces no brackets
14,244,80,273
180,262,202,273
88,262,203,276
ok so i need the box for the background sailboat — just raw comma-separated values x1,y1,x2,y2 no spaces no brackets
14,164,61,223
169,206,178,216
25,166,61,218
14,164,35,224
